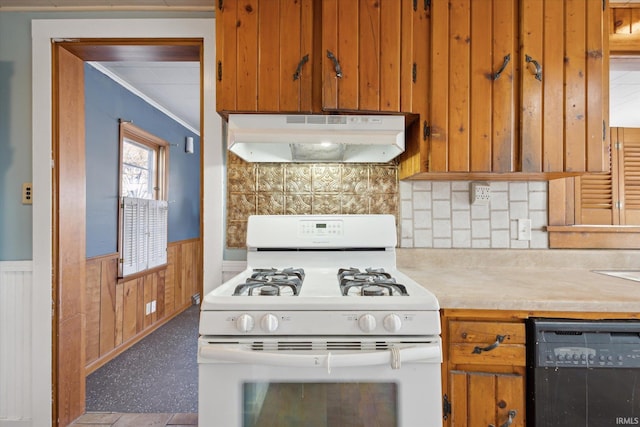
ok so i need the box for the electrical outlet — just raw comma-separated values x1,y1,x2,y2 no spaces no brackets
151,300,156,313
517,218,532,241
470,182,491,205
145,302,151,315
22,183,33,204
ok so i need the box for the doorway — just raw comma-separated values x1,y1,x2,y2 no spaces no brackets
32,19,222,427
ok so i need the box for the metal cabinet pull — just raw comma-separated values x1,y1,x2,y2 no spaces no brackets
293,54,309,81
525,54,542,81
472,334,506,354
493,54,511,80
327,50,343,78
489,409,517,427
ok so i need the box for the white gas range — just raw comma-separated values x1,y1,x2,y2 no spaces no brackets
198,214,442,427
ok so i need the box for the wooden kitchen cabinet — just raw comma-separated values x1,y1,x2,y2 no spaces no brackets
216,0,429,116
442,314,526,427
400,0,609,178
216,0,315,113
448,371,523,427
322,0,416,113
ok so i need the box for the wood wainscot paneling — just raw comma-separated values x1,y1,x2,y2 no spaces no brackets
85,238,202,374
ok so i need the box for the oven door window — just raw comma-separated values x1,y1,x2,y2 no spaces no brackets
243,382,398,427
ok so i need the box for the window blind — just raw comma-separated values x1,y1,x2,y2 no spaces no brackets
120,197,168,276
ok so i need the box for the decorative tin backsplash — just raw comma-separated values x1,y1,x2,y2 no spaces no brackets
226,152,399,248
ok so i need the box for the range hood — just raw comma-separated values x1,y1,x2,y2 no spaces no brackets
227,114,405,163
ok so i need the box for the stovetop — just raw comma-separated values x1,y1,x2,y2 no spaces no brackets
199,215,440,337
202,265,438,310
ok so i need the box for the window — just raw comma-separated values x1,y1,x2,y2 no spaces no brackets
118,121,169,276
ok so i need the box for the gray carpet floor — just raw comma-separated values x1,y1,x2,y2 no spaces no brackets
86,305,199,413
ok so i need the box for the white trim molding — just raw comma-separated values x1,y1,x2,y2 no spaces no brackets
32,18,222,426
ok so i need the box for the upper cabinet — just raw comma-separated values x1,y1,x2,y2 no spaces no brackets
399,0,609,178
322,0,407,112
216,0,315,113
216,0,429,115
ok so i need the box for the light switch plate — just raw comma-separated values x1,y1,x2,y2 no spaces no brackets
22,183,33,204
517,218,532,241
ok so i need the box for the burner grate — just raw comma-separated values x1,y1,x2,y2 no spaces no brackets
233,268,304,296
338,268,409,296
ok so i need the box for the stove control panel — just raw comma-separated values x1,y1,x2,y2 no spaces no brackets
201,310,440,336
298,219,343,237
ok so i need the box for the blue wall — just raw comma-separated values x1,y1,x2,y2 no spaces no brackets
85,63,200,258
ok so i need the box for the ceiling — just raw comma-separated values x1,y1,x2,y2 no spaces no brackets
92,61,201,132
610,58,640,128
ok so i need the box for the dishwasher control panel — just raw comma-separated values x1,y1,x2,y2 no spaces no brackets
530,319,640,368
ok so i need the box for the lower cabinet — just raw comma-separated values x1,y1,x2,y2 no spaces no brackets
448,371,524,427
442,314,526,427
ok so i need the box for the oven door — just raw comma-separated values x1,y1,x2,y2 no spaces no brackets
198,337,442,427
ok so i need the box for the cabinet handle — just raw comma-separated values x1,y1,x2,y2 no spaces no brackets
525,54,542,81
489,409,517,427
293,54,309,81
327,50,343,78
472,334,506,354
492,54,511,81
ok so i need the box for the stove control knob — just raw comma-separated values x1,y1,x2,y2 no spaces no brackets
383,314,402,333
235,314,255,333
358,314,377,333
261,313,279,333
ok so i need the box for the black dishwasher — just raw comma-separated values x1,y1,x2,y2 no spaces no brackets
527,319,640,427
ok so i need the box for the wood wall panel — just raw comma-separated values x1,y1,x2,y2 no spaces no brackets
165,244,177,314
136,277,145,333
122,278,138,342
610,5,640,52
114,281,124,347
85,239,201,374
99,257,118,355
85,259,102,365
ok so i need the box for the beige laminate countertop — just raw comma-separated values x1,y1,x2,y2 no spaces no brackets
396,249,640,313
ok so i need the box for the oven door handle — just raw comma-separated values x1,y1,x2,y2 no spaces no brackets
199,344,441,370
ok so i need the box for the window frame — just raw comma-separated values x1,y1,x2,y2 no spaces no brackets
117,121,170,277
119,121,169,201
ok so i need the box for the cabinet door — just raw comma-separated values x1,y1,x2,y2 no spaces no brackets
398,0,431,179
321,0,402,112
216,0,314,113
449,371,524,427
521,0,607,173
429,0,518,173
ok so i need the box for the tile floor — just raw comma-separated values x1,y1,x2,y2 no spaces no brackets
70,412,197,426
